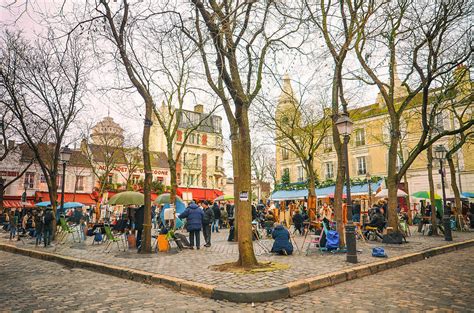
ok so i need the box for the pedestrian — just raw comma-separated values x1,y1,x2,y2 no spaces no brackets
202,201,214,247
271,223,293,255
211,201,220,233
34,211,44,246
292,210,304,235
220,205,228,228
135,205,145,251
151,206,157,229
8,209,17,240
43,207,54,247
178,201,204,249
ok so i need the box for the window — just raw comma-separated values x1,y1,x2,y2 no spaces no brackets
183,174,187,186
132,175,140,185
323,137,332,152
107,174,113,184
40,174,47,184
396,153,403,172
183,152,187,164
197,134,201,145
215,156,219,170
355,129,365,146
196,154,201,168
357,157,367,175
282,148,289,160
24,172,35,189
325,162,334,179
189,134,195,144
297,166,304,182
76,176,85,191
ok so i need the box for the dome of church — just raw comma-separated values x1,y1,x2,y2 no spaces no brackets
91,116,125,146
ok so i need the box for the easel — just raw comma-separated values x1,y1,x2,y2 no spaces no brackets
252,223,270,254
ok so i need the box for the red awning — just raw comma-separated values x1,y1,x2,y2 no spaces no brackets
176,188,223,201
3,200,35,208
35,192,96,206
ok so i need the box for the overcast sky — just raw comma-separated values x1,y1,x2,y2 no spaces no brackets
1,0,383,177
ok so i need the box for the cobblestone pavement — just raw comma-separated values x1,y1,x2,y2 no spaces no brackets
1,246,473,312
1,227,473,290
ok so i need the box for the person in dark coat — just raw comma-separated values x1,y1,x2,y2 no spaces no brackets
202,201,214,247
211,202,221,233
134,206,145,250
34,211,44,246
179,202,204,249
43,208,54,247
271,223,293,255
292,210,304,235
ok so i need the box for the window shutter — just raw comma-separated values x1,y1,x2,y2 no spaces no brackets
177,130,183,142
202,134,207,145
366,155,371,175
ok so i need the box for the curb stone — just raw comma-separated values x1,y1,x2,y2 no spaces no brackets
1,238,473,303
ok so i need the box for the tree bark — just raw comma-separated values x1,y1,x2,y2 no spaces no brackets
235,108,258,267
447,156,462,216
427,146,439,235
141,103,153,253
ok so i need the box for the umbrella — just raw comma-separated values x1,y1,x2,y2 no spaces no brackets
327,193,347,199
59,202,85,209
35,201,51,207
214,194,234,202
375,189,408,198
108,191,144,206
461,192,474,198
411,191,441,199
154,193,183,205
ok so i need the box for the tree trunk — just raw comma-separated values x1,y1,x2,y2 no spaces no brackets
447,156,462,216
332,123,345,247
141,102,153,253
386,129,400,230
235,109,258,268
231,127,240,242
48,180,58,240
306,160,317,221
427,146,439,235
0,184,4,213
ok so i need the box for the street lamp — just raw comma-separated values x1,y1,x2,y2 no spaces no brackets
335,113,357,264
434,144,452,241
59,146,72,216
366,172,372,208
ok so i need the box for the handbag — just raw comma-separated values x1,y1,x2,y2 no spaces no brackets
372,247,387,258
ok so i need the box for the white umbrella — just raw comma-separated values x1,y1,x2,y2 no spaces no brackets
375,188,408,198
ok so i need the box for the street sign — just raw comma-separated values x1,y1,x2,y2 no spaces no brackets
239,191,248,202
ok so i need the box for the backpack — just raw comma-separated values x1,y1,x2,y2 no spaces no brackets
94,232,103,243
372,247,387,258
325,230,339,250
382,231,406,244
43,211,53,225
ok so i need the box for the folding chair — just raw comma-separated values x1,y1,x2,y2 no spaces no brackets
57,216,80,244
103,224,126,253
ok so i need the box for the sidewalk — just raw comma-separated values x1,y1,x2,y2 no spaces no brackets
1,227,473,302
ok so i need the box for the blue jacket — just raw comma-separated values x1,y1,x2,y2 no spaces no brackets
271,225,293,254
179,203,204,231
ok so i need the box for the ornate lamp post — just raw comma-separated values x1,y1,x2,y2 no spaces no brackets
59,146,72,216
366,172,372,207
434,144,452,241
335,113,357,263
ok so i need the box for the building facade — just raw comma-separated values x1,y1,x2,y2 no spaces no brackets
275,67,473,204
150,104,226,193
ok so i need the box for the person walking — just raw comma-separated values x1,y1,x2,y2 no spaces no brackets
202,201,214,247
134,205,145,251
43,207,54,247
178,201,204,249
292,210,304,235
8,209,17,240
211,202,220,233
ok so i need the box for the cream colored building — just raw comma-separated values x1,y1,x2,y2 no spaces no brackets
275,67,473,203
150,104,226,191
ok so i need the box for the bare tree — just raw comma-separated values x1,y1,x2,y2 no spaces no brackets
353,0,473,229
304,0,369,244
0,30,86,233
183,0,304,267
256,75,330,219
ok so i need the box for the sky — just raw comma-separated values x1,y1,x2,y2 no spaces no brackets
1,0,383,178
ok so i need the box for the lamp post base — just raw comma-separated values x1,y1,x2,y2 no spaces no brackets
443,215,453,241
345,222,358,263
